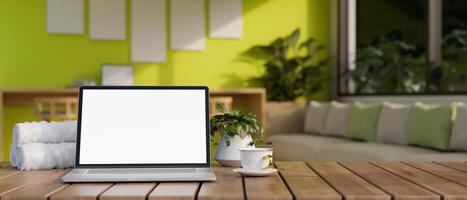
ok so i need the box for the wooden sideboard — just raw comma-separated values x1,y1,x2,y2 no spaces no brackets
0,88,266,160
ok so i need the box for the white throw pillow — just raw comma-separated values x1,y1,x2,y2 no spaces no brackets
304,101,330,134
324,101,351,137
376,102,412,145
450,102,467,151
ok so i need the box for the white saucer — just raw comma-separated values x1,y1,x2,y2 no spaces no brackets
232,168,277,176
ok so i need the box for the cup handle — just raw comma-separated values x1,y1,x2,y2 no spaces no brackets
262,155,273,169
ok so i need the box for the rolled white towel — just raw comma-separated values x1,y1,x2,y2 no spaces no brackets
14,143,76,171
10,144,18,168
13,121,77,145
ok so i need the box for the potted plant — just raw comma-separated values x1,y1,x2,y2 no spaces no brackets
241,28,328,135
210,106,265,167
241,28,328,102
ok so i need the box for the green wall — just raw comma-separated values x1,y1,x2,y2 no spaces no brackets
0,0,329,160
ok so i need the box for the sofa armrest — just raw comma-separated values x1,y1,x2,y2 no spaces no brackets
264,101,306,138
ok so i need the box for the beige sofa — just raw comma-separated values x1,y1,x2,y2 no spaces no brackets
265,102,467,161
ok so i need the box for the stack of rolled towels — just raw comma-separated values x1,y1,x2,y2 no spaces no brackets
10,121,77,171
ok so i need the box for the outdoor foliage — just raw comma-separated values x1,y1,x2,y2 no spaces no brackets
349,32,426,94
441,29,467,91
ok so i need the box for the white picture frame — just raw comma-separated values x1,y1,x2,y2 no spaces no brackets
89,0,126,40
131,0,166,62
102,64,134,86
209,0,243,39
170,0,205,51
47,0,84,34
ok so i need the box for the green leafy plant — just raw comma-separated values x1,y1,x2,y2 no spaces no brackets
440,29,467,91
242,28,328,101
210,105,265,147
349,32,426,93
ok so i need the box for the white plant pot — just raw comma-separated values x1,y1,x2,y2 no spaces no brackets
214,135,253,167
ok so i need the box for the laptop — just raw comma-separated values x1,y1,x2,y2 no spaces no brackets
61,86,216,182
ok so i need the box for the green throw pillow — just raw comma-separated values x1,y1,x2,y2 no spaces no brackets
407,103,452,150
347,102,382,142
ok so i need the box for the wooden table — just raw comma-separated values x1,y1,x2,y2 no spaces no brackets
0,88,266,160
0,161,466,200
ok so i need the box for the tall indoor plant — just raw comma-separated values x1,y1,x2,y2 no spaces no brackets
242,28,328,101
210,106,265,167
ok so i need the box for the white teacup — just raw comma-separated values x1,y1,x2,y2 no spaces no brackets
239,148,273,171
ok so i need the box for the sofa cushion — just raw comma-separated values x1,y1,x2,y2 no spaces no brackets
324,101,351,137
407,102,453,151
377,102,412,145
450,103,467,151
314,142,437,161
347,102,381,142
304,101,330,134
269,133,350,161
265,102,306,137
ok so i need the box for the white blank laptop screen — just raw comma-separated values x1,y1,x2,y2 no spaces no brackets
78,89,208,165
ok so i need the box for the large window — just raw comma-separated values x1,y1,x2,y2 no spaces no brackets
339,0,467,95
440,0,467,92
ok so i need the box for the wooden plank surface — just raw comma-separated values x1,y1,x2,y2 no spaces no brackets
198,168,243,200
373,162,467,200
0,170,62,196
308,161,390,200
435,162,467,173
0,166,19,179
100,183,157,200
244,168,293,200
148,182,199,200
0,162,466,200
340,162,438,200
1,169,70,200
49,183,113,200
405,162,467,187
275,161,341,200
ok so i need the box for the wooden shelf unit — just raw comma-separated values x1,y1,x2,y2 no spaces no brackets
0,87,266,160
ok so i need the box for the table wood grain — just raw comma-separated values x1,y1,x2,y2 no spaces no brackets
0,162,466,200
99,183,156,200
275,161,340,200
148,182,199,200
372,162,467,200
49,183,113,200
308,161,391,200
340,162,438,200
435,161,467,173
1,169,69,200
197,167,243,200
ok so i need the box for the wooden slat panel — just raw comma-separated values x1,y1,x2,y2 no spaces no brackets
340,162,439,200
373,162,467,200
275,161,341,200
148,182,199,200
99,183,156,200
435,162,467,173
405,162,467,187
0,165,19,179
244,169,293,200
308,161,390,200
0,170,62,196
1,169,70,200
49,183,113,200
198,168,243,200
